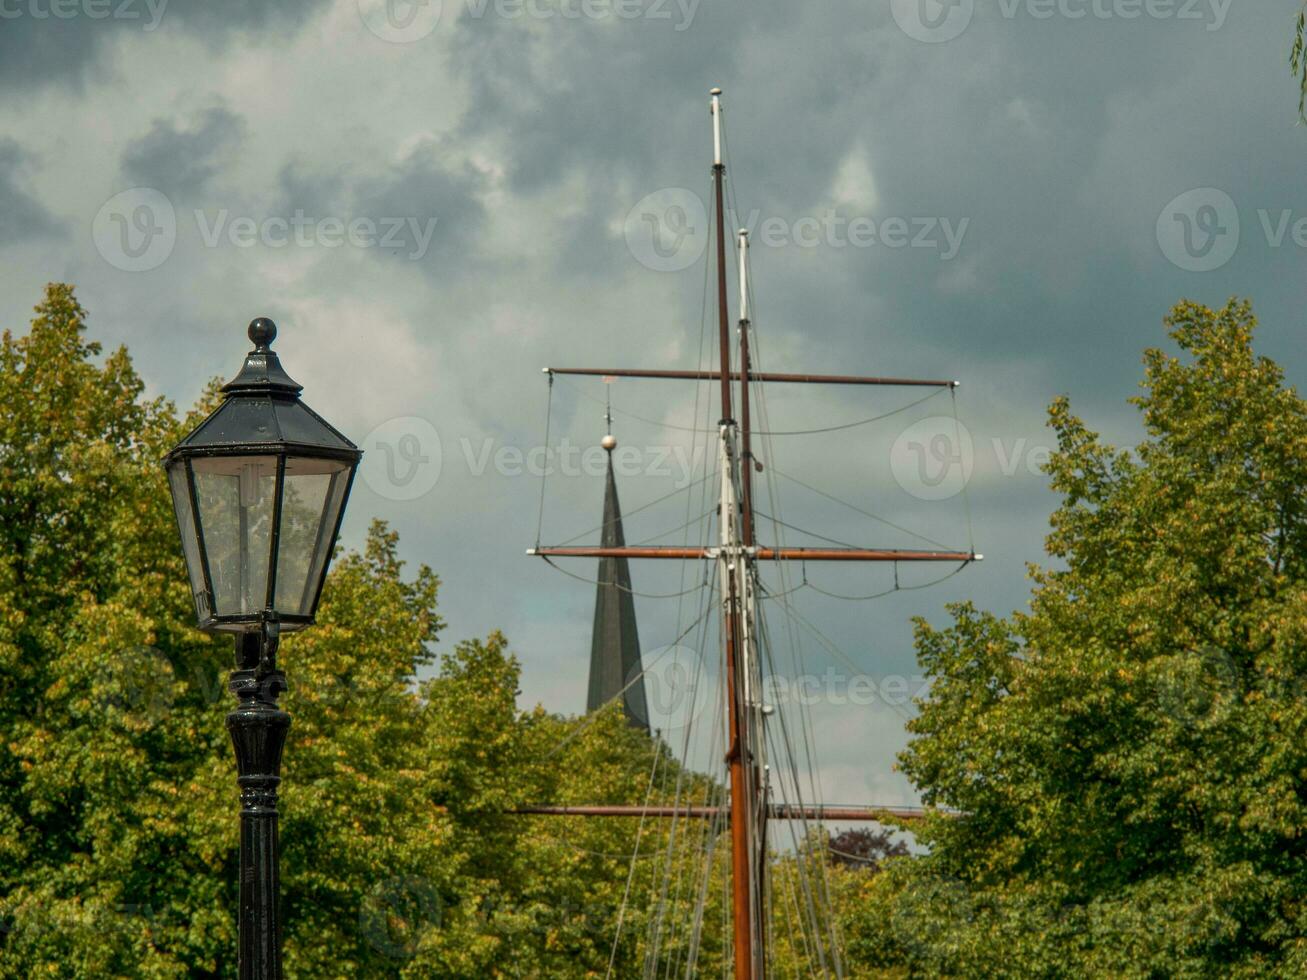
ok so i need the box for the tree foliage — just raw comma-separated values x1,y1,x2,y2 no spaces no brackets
848,299,1307,976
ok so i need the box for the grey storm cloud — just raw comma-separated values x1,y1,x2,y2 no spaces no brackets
350,141,489,267
0,0,334,90
0,138,62,246
121,105,245,199
272,140,489,271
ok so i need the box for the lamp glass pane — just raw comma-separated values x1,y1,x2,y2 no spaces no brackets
166,460,210,622
191,455,278,619
274,457,351,617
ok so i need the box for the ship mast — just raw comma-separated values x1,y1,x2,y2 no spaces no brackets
710,86,761,980
524,88,983,979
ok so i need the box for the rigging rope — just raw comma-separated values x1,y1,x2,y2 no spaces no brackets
549,471,715,547
771,467,955,552
607,737,664,979
554,372,948,437
535,370,555,549
537,554,707,600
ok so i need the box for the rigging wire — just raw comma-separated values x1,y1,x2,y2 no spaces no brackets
951,385,978,555
770,467,955,552
548,471,716,547
607,738,665,979
539,554,708,599
628,509,716,547
535,370,555,548
800,561,970,601
554,372,948,437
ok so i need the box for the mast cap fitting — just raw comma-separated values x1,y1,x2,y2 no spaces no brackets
710,87,722,96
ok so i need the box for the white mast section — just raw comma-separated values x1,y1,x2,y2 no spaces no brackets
738,229,750,323
711,87,723,167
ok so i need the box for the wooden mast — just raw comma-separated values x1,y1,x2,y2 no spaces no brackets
737,227,771,970
712,86,758,980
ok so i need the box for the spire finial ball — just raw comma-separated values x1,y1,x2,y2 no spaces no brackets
601,434,618,452
248,317,277,350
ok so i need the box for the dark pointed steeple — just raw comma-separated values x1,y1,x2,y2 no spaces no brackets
587,428,649,732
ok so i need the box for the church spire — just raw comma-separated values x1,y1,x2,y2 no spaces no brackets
587,417,650,732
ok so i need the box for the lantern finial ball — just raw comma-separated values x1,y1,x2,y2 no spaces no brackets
248,317,277,350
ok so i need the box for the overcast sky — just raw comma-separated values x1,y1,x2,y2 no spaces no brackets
1,0,1303,808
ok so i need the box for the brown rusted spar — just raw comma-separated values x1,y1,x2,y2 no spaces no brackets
513,805,939,822
546,367,957,388
529,546,980,562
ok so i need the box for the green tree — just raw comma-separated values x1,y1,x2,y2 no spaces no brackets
848,299,1307,977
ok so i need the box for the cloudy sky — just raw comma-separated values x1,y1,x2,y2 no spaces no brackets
1,0,1303,808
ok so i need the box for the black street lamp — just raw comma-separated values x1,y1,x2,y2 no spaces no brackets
165,317,361,979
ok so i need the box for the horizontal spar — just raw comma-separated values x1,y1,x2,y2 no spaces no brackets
513,805,950,822
545,367,957,388
529,546,981,562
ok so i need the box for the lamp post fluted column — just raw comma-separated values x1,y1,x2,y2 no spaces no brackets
228,625,289,979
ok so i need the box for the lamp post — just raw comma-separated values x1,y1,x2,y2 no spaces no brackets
164,318,361,979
